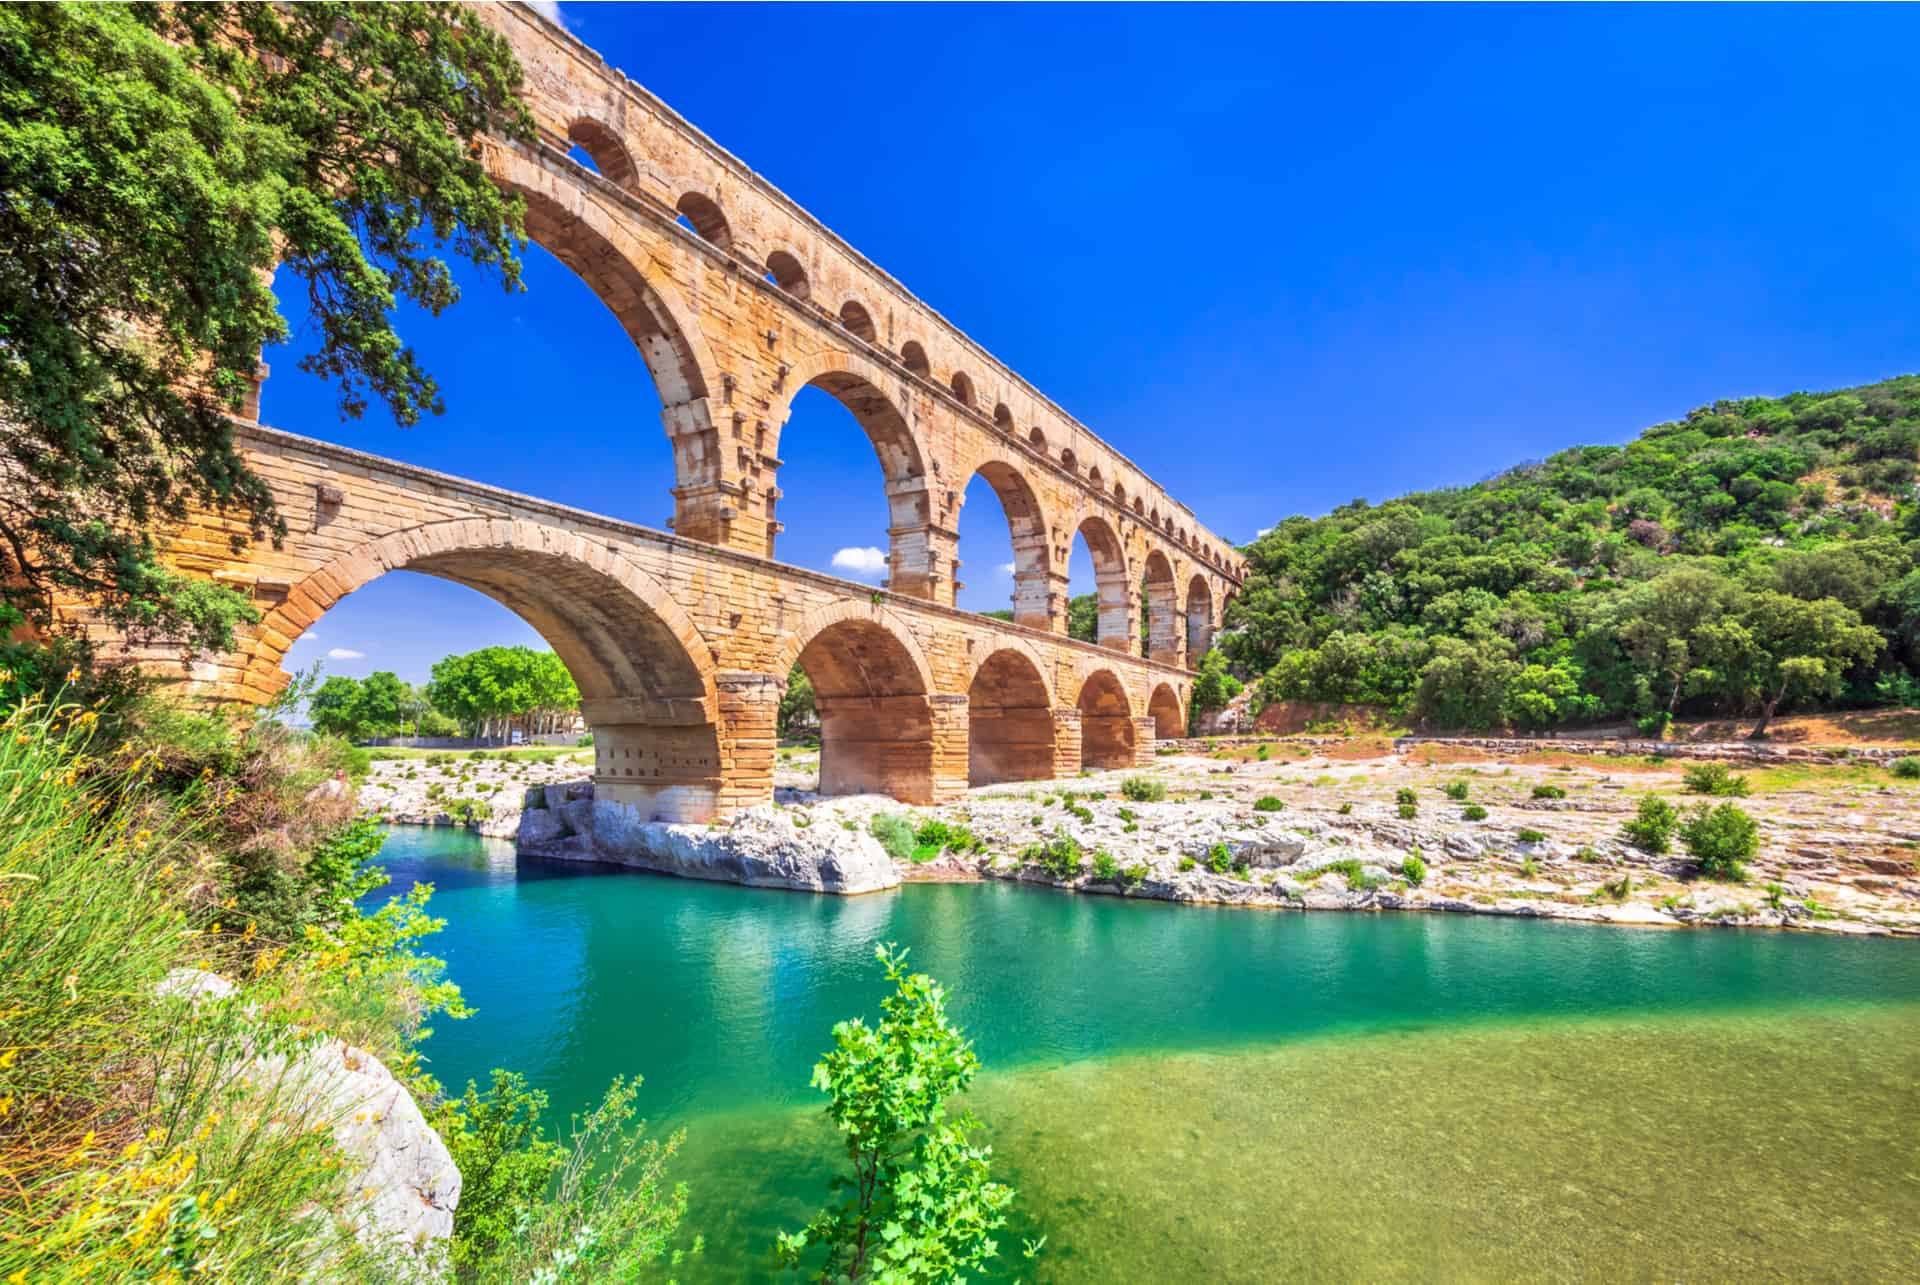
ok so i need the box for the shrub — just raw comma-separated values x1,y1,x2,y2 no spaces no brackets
1120,863,1149,890
1067,803,1094,824
1517,827,1547,843
1442,780,1470,801
1683,763,1750,798
1255,744,1270,761
916,819,983,856
1120,777,1166,803
1253,796,1285,813
444,796,493,825
1198,790,1213,801
1026,832,1084,880
1177,856,1198,872
1680,802,1759,880
1599,873,1634,902
1622,795,1678,853
869,813,917,862
1338,801,1353,815
1401,854,1427,886
1461,804,1488,821
1519,856,1539,877
1531,784,1566,800
1091,849,1120,882
1890,756,1920,780
1396,802,1418,819
1205,842,1233,874
1394,787,1418,807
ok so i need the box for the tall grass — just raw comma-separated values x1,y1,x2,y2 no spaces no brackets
0,700,412,1280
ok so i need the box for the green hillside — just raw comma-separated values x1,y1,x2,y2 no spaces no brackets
1220,374,1920,735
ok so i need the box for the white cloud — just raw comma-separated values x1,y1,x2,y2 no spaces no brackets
1255,527,1273,540
298,632,316,643
998,562,1016,577
831,546,888,579
524,1,567,27
326,647,365,661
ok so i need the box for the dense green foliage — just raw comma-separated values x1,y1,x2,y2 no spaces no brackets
1680,802,1760,880
425,645,579,741
0,3,529,652
308,670,457,741
1225,376,1920,734
779,662,817,738
777,944,1033,1283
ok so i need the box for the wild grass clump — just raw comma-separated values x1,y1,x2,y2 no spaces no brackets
868,813,917,862
1682,762,1750,798
1889,755,1920,780
1120,777,1166,803
1252,796,1285,813
1530,784,1566,800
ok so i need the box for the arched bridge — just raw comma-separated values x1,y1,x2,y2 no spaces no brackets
103,3,1245,822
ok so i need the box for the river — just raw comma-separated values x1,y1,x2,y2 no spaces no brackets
369,825,1920,1280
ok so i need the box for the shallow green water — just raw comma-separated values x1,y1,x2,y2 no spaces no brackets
371,826,1920,1280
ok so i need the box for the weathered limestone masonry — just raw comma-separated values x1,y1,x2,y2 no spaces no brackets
78,1,1245,825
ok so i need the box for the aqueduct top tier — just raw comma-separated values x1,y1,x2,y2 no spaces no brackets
479,1,1242,656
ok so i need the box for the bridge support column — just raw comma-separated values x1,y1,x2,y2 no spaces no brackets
817,693,946,804
589,721,725,823
928,694,970,803
715,671,780,816
886,522,959,606
1049,707,1083,780
1015,568,1069,633
1130,716,1159,767
1098,584,1139,653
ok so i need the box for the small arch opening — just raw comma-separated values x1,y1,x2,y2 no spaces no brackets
993,403,1014,432
1060,448,1077,473
950,371,975,406
674,192,732,248
1078,670,1136,769
1149,683,1185,740
839,299,877,342
765,250,810,299
1027,426,1047,454
1186,575,1216,657
901,340,930,377
565,118,638,189
968,650,1055,786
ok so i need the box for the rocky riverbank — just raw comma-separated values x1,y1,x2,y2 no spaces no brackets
358,741,1920,933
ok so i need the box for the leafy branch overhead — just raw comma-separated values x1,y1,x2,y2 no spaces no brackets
0,3,532,651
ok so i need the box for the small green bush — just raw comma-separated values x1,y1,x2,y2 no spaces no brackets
1622,795,1678,854
1338,801,1353,815
1120,862,1148,890
868,813,916,862
1091,849,1120,882
1680,802,1759,880
1461,804,1488,822
1682,762,1750,798
1177,856,1197,872
1599,873,1633,902
1253,796,1285,813
1067,803,1094,824
1121,777,1167,803
1394,787,1417,807
1205,842,1233,874
1531,784,1566,800
1198,790,1213,801
1442,780,1470,801
1255,744,1270,761
1516,827,1546,843
1890,756,1920,780
1519,856,1539,877
1401,854,1426,886
1026,831,1084,880
1395,802,1417,820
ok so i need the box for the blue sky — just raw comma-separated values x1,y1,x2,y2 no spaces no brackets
270,1,1920,686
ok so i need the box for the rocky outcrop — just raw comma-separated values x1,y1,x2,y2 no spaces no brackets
154,971,460,1267
518,781,900,895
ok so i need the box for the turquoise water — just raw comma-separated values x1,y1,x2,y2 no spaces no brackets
370,826,1920,1279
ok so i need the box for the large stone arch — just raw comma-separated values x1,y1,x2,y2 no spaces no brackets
487,147,734,544
953,448,1053,630
776,600,940,803
767,348,943,598
1072,514,1133,651
967,646,1055,787
247,517,724,821
1186,574,1216,658
1148,682,1185,740
1143,549,1179,665
1075,667,1136,770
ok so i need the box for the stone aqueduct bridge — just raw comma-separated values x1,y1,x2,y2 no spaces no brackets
132,2,1246,823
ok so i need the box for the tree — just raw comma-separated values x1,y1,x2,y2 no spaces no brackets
0,3,530,653
779,663,817,738
426,645,580,741
1188,649,1242,722
1066,593,1098,643
307,675,364,739
352,671,409,737
777,944,1035,1283
1696,593,1883,737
